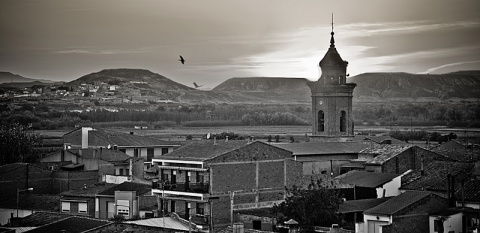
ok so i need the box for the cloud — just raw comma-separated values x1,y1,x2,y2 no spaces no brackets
340,19,480,36
52,46,167,55
419,60,480,74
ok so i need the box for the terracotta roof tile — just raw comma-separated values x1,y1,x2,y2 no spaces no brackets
61,183,117,197
14,212,71,227
97,182,151,196
25,216,110,233
364,191,433,216
154,140,248,161
454,179,480,202
432,148,480,162
338,197,391,213
401,161,474,192
363,144,412,165
273,142,369,155
337,171,400,188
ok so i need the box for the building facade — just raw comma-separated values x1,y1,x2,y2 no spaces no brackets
150,140,303,227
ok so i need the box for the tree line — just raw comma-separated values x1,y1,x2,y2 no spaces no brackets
1,101,479,129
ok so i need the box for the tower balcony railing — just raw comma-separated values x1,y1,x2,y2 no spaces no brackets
152,181,209,194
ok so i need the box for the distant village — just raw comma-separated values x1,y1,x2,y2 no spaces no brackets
1,79,177,112
1,29,479,233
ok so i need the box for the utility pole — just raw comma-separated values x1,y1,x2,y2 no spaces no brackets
230,191,235,227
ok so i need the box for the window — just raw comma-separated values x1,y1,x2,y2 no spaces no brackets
61,202,70,212
170,200,176,213
125,169,129,176
318,110,325,132
134,148,139,157
196,172,204,184
340,111,346,132
147,148,154,161
434,219,444,232
78,202,87,213
196,203,205,215
161,148,169,155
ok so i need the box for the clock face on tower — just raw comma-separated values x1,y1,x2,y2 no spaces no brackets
319,100,323,105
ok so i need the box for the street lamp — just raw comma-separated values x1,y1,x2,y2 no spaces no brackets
17,188,33,217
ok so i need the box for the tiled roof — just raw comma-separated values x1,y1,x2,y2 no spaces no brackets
338,197,391,213
364,191,433,216
154,140,249,161
353,135,407,145
64,127,179,147
107,133,179,147
25,216,110,233
0,163,27,175
367,136,406,144
363,144,412,165
61,183,117,198
0,194,60,211
436,140,465,150
14,212,71,227
126,214,198,231
68,148,136,162
401,161,474,192
337,171,400,188
97,182,151,196
431,208,464,217
432,148,480,162
454,179,480,202
273,142,369,156
217,226,274,233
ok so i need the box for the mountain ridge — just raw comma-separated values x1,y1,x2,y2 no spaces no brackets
3,69,480,104
0,71,56,84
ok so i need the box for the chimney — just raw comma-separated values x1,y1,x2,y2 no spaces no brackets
81,127,93,149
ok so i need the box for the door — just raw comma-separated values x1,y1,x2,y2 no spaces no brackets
107,202,115,219
367,220,388,233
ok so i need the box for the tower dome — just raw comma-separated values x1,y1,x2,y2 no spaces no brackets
319,32,348,68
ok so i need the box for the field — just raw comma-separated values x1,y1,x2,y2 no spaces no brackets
35,125,480,142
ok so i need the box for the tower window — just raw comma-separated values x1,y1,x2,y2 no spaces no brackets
318,110,325,132
340,111,346,132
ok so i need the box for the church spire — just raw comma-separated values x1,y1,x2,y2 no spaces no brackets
330,13,335,48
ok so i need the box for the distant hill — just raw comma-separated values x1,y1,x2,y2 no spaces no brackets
213,77,309,92
68,69,194,91
0,72,55,84
348,71,480,102
0,81,65,89
211,71,480,103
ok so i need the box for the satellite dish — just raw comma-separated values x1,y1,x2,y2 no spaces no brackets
206,133,211,139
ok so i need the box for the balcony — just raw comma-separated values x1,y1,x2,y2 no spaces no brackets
153,182,209,194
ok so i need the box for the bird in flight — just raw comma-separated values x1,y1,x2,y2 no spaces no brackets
179,55,185,65
193,82,203,88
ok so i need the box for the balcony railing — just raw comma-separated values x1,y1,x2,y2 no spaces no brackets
153,182,209,193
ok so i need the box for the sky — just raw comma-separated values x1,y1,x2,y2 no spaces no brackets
1,0,479,89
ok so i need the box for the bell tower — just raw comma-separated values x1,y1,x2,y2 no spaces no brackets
307,15,356,141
